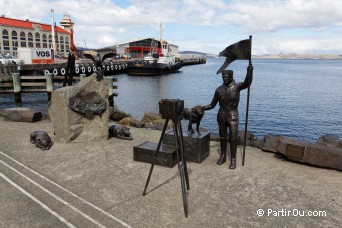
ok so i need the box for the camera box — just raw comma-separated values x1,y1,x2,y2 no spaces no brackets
159,99,184,120
163,130,210,163
133,141,178,168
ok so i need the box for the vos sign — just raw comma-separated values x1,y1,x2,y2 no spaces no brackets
34,50,51,58
18,48,54,64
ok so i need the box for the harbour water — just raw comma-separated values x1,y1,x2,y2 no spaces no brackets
1,58,341,143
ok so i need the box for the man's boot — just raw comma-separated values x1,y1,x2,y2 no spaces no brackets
217,140,227,165
229,143,237,169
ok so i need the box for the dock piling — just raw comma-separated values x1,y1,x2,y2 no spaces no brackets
12,72,21,102
45,73,54,101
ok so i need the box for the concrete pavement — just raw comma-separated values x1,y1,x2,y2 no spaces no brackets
0,118,341,227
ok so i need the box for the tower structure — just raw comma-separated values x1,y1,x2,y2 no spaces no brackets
60,12,77,52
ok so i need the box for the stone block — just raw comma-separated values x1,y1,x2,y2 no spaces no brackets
133,141,178,168
48,74,109,142
303,145,342,171
2,108,42,122
163,130,210,163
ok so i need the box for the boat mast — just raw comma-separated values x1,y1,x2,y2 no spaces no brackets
160,22,163,44
51,9,56,54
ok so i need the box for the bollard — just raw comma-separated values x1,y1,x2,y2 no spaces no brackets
12,72,21,102
45,73,54,101
105,76,114,107
80,74,86,81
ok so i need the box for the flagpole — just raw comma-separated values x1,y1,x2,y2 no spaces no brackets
242,35,252,166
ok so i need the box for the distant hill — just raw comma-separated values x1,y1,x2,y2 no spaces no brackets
179,51,342,60
179,51,217,58
253,53,342,60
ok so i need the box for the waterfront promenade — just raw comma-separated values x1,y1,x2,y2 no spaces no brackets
0,118,341,227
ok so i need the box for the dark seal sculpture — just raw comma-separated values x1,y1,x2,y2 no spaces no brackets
68,90,107,119
183,105,205,135
30,131,53,150
108,125,133,140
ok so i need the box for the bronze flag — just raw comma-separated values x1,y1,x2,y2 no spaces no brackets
216,38,251,74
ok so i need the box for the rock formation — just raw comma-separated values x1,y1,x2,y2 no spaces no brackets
48,73,110,142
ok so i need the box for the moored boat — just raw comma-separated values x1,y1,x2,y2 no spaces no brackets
127,41,183,76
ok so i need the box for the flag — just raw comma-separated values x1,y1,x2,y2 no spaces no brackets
216,38,251,74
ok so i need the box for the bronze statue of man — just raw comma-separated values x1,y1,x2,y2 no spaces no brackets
203,66,253,169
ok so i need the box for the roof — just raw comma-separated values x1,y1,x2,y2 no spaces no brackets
0,17,70,34
117,37,179,48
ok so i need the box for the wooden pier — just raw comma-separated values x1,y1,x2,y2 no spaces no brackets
0,65,118,105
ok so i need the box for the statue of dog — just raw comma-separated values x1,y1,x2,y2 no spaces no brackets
183,105,205,135
30,131,53,150
108,125,133,140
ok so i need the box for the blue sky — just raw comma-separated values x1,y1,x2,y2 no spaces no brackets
1,0,342,55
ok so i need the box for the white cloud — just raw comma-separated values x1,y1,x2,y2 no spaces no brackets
1,0,342,54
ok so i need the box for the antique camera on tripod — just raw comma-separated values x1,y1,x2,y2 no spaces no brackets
159,99,184,120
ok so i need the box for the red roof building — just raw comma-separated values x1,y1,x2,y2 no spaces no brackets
0,15,71,56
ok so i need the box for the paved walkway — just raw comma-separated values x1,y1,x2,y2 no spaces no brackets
0,118,341,227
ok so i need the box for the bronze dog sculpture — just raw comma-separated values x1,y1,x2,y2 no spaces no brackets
108,125,133,140
30,131,53,150
183,105,205,135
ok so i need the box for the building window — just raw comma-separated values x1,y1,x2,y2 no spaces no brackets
59,36,64,52
3,40,10,50
42,34,47,48
2,29,9,39
35,32,40,41
12,31,18,40
35,32,41,48
12,41,18,50
28,32,33,47
28,32,33,41
2,29,10,51
19,32,26,47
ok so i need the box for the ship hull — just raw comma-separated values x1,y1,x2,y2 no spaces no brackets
127,61,183,76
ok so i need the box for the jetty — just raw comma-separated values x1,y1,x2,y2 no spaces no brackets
0,64,118,105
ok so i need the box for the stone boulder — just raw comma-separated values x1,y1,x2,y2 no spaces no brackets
258,134,285,153
130,119,145,128
1,108,42,122
259,134,342,171
238,130,258,147
141,112,162,123
48,73,110,142
109,108,130,121
303,144,342,171
316,134,342,149
119,117,134,125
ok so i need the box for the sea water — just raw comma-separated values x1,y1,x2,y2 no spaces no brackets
1,58,341,143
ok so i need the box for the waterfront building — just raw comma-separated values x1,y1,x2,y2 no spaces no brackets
116,38,179,59
0,13,75,57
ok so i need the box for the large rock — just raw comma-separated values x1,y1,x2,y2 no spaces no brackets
48,73,110,142
304,145,342,171
259,134,342,171
109,108,130,121
141,112,162,123
316,134,342,149
2,108,42,122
